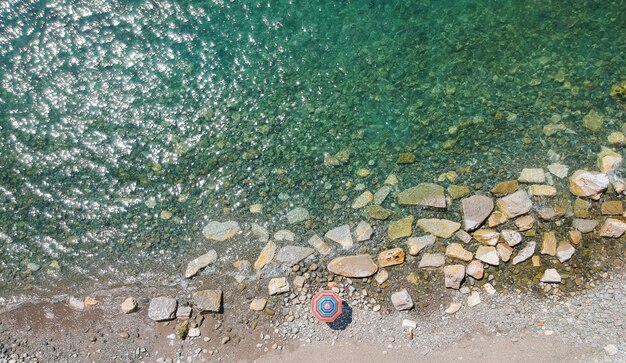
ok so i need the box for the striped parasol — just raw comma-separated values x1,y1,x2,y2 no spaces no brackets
311,289,342,322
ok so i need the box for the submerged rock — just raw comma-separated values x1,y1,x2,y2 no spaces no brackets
416,218,460,238
352,191,374,209
490,180,519,196
355,220,373,242
397,183,446,209
461,195,494,231
372,186,392,205
148,297,177,321
547,163,569,179
325,224,353,249
582,109,603,131
254,240,277,270
184,250,218,278
274,229,295,242
572,218,599,233
251,223,270,242
193,290,222,312
597,146,622,173
391,289,414,311
388,216,414,240
286,207,310,224
308,235,331,255
274,246,314,266
518,168,546,184
202,221,241,241
327,255,378,278
365,205,393,220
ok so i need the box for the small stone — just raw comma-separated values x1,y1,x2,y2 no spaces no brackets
472,229,500,246
496,243,513,262
461,195,494,231
391,289,414,311
597,147,622,173
475,246,499,266
251,223,270,242
121,297,138,314
325,224,354,249
512,241,536,265
274,246,314,266
491,180,519,196
532,255,541,267
160,210,173,220
466,260,484,280
254,240,277,270
192,290,222,312
515,215,535,231
444,265,465,289
373,304,381,312
384,173,399,186
202,221,241,241
355,221,373,242
445,243,473,262
221,336,230,345
308,235,331,255
573,198,591,218
541,269,562,283
569,230,583,245
608,132,626,145
599,218,626,238
69,296,85,311
582,109,603,131
497,190,533,218
601,201,624,215
185,250,218,278
397,183,446,209
445,302,462,314
387,216,414,240
416,218,461,238
366,205,394,220
397,152,416,164
176,305,192,319
84,296,98,307
352,191,374,209
455,229,473,243
188,328,201,338
518,168,546,184
407,235,436,256
377,248,405,267
538,206,565,221
249,204,263,213
402,319,418,329
374,269,389,285
529,185,557,197
327,255,378,278
274,229,295,241
540,232,557,256
286,207,310,224
268,277,290,296
568,170,609,198
418,253,445,268
372,186,392,205
547,163,569,179
293,275,306,289
250,298,267,311
148,297,177,321
556,241,576,263
487,211,508,227
448,185,471,200
467,292,481,307
604,344,618,356
483,283,496,295
572,218,599,233
501,230,522,247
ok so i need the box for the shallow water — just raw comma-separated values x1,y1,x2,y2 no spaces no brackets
0,0,624,297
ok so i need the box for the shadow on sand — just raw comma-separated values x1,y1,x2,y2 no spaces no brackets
326,302,352,330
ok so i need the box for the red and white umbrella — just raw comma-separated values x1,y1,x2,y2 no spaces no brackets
311,290,342,322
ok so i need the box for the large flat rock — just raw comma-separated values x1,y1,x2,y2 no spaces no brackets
461,195,494,231
202,221,241,241
496,190,532,218
416,218,460,238
327,255,378,278
397,183,446,209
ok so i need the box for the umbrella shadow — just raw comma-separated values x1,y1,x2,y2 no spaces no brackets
326,302,352,330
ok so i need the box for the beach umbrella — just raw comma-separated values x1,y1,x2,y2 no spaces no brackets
311,289,342,322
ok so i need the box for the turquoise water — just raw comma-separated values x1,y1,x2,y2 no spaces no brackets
0,0,624,296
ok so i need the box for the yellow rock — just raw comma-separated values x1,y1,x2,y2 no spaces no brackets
582,110,603,131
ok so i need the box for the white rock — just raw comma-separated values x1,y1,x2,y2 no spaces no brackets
496,190,533,218
556,241,575,263
547,163,569,179
308,235,331,255
445,302,462,314
69,296,85,311
268,277,290,296
325,224,354,249
461,195,494,231
121,297,138,314
467,292,481,307
568,170,609,198
374,269,389,285
355,221,373,242
444,265,466,289
501,230,522,247
483,283,496,295
466,260,484,280
512,241,536,265
184,250,218,278
540,268,561,283
518,168,546,183
391,289,414,311
148,297,177,321
599,218,626,238
407,235,436,256
418,253,445,268
402,319,417,330
274,229,295,242
202,221,241,241
274,246,314,266
604,344,618,356
475,246,499,266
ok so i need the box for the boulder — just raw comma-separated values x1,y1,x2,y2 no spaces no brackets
599,218,626,238
418,253,445,268
148,297,177,321
274,246,314,266
268,277,290,296
397,183,446,209
461,195,494,231
377,248,405,267
202,221,241,241
496,190,533,218
568,170,609,198
184,250,218,278
388,216,414,240
444,265,466,289
407,235,435,256
391,289,414,311
475,246,499,266
416,218,461,238
325,225,353,249
286,207,310,224
445,243,473,262
327,255,378,278
192,290,222,313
